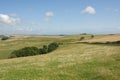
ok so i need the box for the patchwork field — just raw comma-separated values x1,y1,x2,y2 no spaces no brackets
0,34,120,80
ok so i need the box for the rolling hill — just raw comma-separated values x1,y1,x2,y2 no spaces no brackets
0,34,120,80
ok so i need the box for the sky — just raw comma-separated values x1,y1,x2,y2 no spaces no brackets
0,0,120,35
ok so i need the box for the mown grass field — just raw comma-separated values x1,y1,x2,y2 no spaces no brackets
0,34,120,80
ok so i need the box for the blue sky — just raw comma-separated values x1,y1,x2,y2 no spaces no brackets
0,0,120,35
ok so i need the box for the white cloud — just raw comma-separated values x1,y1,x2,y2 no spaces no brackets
45,12,54,17
0,14,21,25
81,6,96,14
43,12,54,22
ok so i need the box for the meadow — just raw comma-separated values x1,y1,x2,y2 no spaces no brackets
0,34,120,80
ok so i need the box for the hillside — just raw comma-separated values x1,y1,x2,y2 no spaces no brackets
0,35,63,59
79,34,120,43
0,34,120,80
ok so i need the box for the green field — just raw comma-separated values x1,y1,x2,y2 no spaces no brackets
0,34,120,80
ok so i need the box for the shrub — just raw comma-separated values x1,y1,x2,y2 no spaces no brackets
79,37,84,41
10,47,39,58
1,36,9,40
39,45,48,54
48,42,59,52
9,51,17,58
39,42,59,54
114,41,120,44
91,35,94,38
109,41,120,44
10,42,59,58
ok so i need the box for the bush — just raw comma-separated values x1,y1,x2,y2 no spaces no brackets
48,42,59,52
113,41,120,44
39,42,59,54
106,41,120,44
1,36,9,40
91,35,94,38
10,42,59,58
79,37,84,41
9,51,17,58
39,45,48,54
10,47,39,58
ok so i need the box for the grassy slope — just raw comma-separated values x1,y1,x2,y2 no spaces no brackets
0,43,120,80
0,34,120,80
0,36,63,59
79,34,120,43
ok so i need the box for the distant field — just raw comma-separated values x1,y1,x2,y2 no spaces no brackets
0,34,120,80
